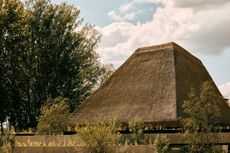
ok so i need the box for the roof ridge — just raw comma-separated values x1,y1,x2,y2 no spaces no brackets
173,44,202,65
135,42,176,53
135,42,202,65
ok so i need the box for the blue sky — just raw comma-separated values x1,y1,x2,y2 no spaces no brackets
53,0,230,97
52,0,156,26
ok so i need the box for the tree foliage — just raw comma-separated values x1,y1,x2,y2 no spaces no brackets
0,0,31,132
36,97,70,135
0,0,107,130
97,64,115,86
182,81,223,153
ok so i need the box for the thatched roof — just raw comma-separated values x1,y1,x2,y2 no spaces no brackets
70,42,230,127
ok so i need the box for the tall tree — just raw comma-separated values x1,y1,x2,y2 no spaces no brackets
0,0,31,131
182,81,223,153
0,0,107,130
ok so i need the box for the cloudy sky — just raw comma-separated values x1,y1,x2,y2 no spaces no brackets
53,0,230,98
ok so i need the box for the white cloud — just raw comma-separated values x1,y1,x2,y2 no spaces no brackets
119,2,135,13
97,0,230,68
219,82,230,98
98,5,196,65
107,10,142,22
118,0,163,13
108,0,162,22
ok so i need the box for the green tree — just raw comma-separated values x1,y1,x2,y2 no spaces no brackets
182,81,223,153
36,97,70,135
0,0,31,131
0,0,106,130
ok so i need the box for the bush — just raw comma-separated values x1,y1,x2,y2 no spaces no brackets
0,129,15,153
36,97,70,135
128,117,145,145
153,134,170,153
76,121,120,153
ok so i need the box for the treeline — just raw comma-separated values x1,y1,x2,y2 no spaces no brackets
0,0,112,131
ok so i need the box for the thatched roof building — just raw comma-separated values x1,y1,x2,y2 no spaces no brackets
70,42,230,127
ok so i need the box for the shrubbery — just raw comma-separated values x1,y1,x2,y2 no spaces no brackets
0,129,15,153
36,97,70,135
75,118,171,153
76,121,120,153
128,117,145,145
153,134,170,153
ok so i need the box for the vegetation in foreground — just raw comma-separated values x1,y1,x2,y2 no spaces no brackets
75,119,171,153
0,129,15,153
36,97,71,135
76,122,120,153
128,117,145,145
153,134,170,153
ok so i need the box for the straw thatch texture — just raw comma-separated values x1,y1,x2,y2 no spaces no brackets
70,42,230,127
173,44,230,123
